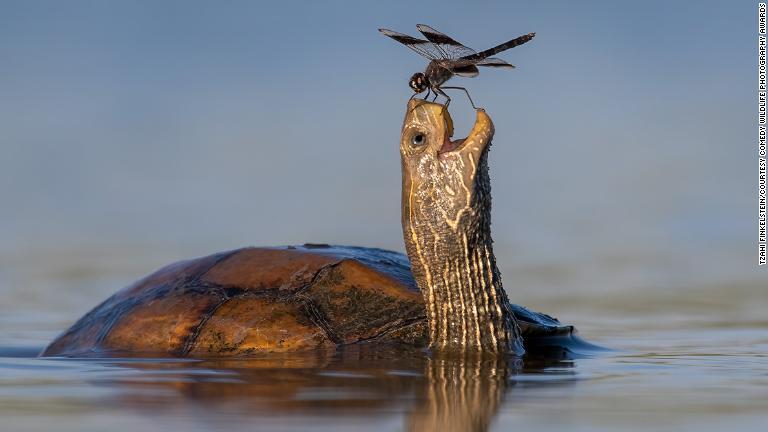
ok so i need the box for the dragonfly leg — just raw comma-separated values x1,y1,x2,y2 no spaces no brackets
433,87,451,107
441,86,479,110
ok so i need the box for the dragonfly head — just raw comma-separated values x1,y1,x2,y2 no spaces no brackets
409,73,429,94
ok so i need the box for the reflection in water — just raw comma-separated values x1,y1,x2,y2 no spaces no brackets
408,353,578,432
90,346,576,432
408,355,514,432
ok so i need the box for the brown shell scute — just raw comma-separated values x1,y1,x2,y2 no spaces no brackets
199,247,341,293
189,297,333,355
301,259,426,344
105,290,223,353
41,250,235,357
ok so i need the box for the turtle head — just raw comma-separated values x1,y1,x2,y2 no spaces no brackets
400,99,495,235
409,73,429,94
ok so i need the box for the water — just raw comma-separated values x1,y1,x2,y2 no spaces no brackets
1,248,766,432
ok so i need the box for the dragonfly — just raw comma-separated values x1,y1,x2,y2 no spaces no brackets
379,24,535,108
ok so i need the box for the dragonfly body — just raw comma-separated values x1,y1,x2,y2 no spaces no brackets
380,24,535,107
418,60,454,90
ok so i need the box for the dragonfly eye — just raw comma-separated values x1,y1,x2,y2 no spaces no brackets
409,73,427,93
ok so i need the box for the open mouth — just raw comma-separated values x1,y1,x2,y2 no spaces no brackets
435,105,491,156
439,137,465,154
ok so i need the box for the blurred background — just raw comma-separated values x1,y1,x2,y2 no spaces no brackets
0,0,762,342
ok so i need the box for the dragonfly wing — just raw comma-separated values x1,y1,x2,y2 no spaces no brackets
415,24,477,60
476,57,515,69
379,28,443,61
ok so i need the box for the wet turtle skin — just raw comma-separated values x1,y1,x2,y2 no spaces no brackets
42,245,579,357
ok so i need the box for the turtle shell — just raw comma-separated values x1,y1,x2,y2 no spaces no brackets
41,245,579,357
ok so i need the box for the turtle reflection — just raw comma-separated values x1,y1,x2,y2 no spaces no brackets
97,347,577,432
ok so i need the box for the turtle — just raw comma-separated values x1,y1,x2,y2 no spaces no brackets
42,100,589,357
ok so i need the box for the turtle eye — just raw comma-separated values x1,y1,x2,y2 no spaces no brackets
412,133,426,146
